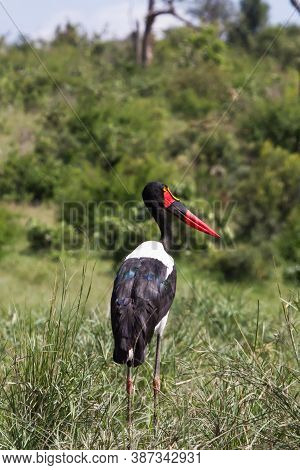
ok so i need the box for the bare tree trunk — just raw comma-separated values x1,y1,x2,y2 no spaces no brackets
141,0,195,67
131,20,141,65
142,0,156,67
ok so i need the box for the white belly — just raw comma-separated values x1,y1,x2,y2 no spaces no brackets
154,312,169,336
126,241,174,277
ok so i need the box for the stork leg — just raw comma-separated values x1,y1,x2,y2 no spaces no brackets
153,334,161,432
126,364,133,448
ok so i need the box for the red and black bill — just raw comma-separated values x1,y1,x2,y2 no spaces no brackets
164,189,220,239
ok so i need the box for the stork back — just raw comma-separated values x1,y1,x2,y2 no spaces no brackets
110,256,176,367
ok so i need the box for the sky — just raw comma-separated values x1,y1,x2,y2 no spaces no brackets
0,0,299,42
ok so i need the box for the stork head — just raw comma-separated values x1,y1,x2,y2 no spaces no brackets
142,182,220,239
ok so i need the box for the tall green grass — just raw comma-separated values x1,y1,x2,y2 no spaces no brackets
0,265,299,449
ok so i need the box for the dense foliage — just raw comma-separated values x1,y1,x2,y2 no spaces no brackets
0,11,299,279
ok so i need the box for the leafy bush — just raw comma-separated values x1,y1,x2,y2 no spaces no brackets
236,142,300,241
158,26,226,66
211,246,268,281
240,100,300,153
254,26,300,68
0,153,62,202
27,221,79,251
27,222,52,250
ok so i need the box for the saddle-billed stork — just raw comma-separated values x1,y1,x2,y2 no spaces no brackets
110,182,220,427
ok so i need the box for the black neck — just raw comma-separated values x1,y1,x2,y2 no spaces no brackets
149,206,172,252
160,226,172,252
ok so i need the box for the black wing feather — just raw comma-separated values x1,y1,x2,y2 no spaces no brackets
111,257,176,367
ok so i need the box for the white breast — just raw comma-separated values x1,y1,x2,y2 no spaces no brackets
125,241,174,277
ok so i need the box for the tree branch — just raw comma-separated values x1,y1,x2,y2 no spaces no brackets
291,0,300,14
147,1,196,28
172,11,197,28
151,8,175,19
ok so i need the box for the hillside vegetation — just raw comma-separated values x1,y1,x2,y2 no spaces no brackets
0,21,299,274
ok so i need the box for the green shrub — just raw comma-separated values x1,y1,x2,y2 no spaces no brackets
211,246,268,281
236,142,300,241
254,26,300,68
240,100,300,153
27,221,80,252
27,222,52,250
158,26,226,66
0,153,62,202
